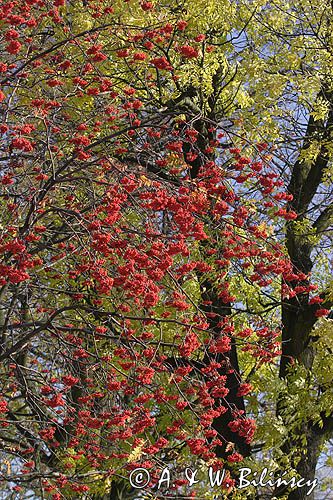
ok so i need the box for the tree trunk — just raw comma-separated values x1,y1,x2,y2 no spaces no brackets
273,428,322,500
276,91,333,499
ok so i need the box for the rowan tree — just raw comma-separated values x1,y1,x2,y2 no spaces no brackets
0,1,332,500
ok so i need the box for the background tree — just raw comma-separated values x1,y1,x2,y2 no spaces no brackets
233,2,333,498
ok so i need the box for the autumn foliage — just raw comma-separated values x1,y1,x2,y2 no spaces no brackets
0,0,331,498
